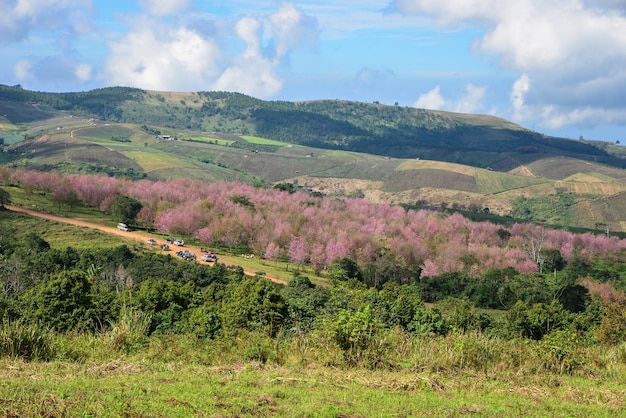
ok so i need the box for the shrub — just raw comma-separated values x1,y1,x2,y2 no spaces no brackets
0,319,56,361
330,305,389,368
109,305,151,353
537,330,585,374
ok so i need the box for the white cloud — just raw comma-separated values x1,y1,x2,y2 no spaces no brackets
102,2,319,98
103,25,221,91
268,2,319,58
139,0,191,16
413,83,487,113
413,86,447,110
13,59,33,81
510,73,530,120
389,0,626,129
212,17,283,97
75,63,92,82
453,83,487,113
0,0,95,43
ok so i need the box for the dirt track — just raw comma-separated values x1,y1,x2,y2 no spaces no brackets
7,205,287,285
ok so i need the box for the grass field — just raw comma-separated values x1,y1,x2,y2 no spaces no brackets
123,150,197,173
73,124,135,141
1,333,625,417
242,135,291,147
474,170,547,195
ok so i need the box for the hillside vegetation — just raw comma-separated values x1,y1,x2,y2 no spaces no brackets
2,172,626,416
4,84,626,232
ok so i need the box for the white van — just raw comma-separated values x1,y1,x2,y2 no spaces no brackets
117,223,130,231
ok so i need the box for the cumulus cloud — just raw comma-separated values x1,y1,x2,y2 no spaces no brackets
389,0,626,129
1,0,96,87
268,2,319,58
413,86,447,110
103,25,222,92
510,73,530,120
413,83,487,113
0,0,95,44
212,17,283,97
102,2,318,98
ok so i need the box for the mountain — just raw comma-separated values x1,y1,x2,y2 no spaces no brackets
3,84,626,233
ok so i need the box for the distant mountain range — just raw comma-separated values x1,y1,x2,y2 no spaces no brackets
2,84,626,233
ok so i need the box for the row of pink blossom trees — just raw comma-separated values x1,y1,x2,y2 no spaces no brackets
4,167,626,278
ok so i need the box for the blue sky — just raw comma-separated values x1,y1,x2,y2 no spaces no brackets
1,0,625,142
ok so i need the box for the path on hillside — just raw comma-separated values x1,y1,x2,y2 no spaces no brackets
6,205,287,285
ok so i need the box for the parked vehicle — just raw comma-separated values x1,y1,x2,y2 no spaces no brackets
161,244,170,251
201,252,218,262
146,238,157,245
175,250,195,260
166,237,175,243
117,223,130,231
173,239,184,246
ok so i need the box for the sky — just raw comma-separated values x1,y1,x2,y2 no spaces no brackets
1,0,626,143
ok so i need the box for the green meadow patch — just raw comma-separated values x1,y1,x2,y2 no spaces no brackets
123,150,195,172
242,135,291,146
474,169,547,195
184,135,235,145
0,210,125,249
72,124,135,141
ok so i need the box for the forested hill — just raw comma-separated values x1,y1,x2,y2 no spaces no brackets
1,84,623,169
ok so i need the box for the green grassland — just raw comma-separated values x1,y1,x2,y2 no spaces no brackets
0,210,127,249
242,135,292,146
2,356,623,417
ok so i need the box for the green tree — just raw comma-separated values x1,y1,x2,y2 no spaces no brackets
220,277,286,336
539,248,564,273
110,195,143,225
130,278,198,334
503,300,570,340
23,270,95,332
330,305,387,368
378,281,423,329
0,188,11,209
282,273,329,331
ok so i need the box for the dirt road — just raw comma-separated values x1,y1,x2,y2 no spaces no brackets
7,205,287,285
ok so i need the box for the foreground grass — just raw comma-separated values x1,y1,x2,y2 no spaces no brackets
1,331,626,417
3,361,618,417
1,359,625,417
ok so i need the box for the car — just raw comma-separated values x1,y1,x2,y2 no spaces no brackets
117,223,130,231
146,238,157,245
161,244,170,251
173,239,184,246
166,237,175,243
201,252,218,262
176,250,195,260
